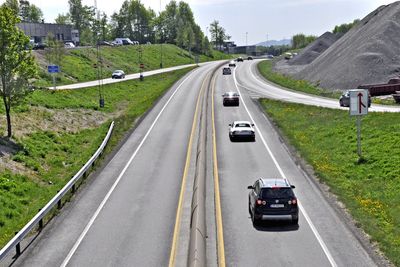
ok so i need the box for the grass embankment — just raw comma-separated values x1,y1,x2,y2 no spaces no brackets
35,44,231,87
260,99,400,265
0,67,194,247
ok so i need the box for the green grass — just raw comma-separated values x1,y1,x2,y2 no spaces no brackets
257,60,342,98
259,98,400,265
35,44,232,87
0,67,194,247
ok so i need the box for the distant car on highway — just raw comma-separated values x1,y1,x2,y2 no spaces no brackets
222,92,239,106
228,60,236,67
247,56,253,60
222,67,231,75
112,70,125,79
248,178,299,225
237,57,244,62
339,90,371,107
229,121,255,141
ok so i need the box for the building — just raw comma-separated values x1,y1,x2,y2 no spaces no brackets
17,22,79,44
228,45,257,55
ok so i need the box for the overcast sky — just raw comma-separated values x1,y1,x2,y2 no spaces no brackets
0,0,396,45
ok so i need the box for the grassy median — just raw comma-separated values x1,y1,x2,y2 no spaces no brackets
0,67,194,247
260,98,400,265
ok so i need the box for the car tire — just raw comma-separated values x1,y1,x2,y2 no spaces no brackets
292,216,299,225
251,211,260,226
339,100,343,106
248,199,252,215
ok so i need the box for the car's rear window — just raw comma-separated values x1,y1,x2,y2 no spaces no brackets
236,123,250,127
261,188,294,199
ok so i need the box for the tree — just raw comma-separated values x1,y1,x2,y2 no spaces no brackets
292,33,316,49
0,6,36,138
209,20,229,50
69,0,95,44
333,19,360,34
19,0,43,23
45,33,66,66
55,13,71,24
2,0,19,15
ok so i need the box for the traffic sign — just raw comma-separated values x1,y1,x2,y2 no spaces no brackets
349,89,368,116
47,65,59,73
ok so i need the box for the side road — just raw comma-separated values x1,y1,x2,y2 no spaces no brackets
52,62,215,90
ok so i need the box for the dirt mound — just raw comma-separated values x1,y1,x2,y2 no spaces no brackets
292,2,400,89
288,32,340,65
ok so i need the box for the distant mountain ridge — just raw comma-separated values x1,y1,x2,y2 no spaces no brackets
256,39,291,47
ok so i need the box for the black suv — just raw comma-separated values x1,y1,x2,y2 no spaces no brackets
248,178,298,225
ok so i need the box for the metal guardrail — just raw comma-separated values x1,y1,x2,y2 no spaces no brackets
0,121,115,261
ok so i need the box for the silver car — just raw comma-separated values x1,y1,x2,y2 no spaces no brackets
112,70,125,79
229,121,255,141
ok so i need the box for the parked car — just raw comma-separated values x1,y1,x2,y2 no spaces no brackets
237,57,244,62
32,42,46,50
98,41,114,46
339,90,371,107
114,38,134,45
228,60,236,67
267,54,274,59
64,42,75,48
222,67,231,75
112,70,125,79
222,92,239,106
229,121,255,141
248,178,299,225
247,56,253,60
284,52,293,60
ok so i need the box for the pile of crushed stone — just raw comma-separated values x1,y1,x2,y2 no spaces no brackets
274,1,400,90
288,32,340,66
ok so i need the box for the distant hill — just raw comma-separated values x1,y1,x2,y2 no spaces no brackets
256,39,291,47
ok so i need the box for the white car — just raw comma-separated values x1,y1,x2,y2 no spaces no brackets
228,60,236,67
229,121,255,141
64,42,75,48
112,70,125,79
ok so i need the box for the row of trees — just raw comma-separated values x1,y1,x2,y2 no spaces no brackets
54,0,230,55
291,34,317,49
333,19,360,34
4,0,43,23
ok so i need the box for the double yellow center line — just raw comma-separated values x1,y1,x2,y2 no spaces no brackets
168,68,226,267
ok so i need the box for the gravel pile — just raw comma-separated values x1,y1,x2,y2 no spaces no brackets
288,32,340,65
275,2,400,90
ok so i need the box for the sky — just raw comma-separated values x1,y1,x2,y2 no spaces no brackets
0,0,396,45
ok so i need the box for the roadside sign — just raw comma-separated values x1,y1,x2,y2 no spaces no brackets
47,65,59,73
349,89,368,116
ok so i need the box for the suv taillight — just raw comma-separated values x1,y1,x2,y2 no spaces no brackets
288,198,297,205
256,199,266,205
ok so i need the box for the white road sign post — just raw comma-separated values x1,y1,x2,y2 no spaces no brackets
349,89,369,159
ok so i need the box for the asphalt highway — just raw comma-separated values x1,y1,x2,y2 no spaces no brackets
212,62,377,266
4,59,387,267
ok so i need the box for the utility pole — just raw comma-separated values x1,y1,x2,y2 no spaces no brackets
94,0,104,108
159,0,163,68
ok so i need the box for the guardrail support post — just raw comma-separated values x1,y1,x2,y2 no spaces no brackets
15,232,21,256
57,191,62,209
38,210,43,230
72,184,76,193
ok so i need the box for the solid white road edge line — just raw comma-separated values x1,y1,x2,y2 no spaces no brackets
232,67,338,267
60,68,198,267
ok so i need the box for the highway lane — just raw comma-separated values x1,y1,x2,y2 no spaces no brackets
236,59,400,113
212,64,378,266
10,62,221,267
